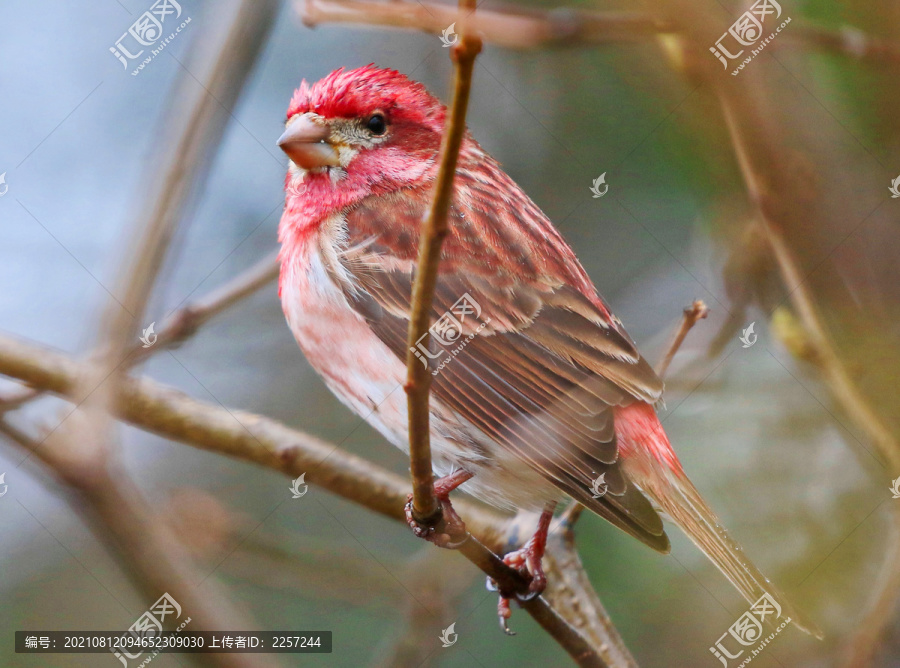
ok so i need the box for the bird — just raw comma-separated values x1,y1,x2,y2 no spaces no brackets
275,64,818,635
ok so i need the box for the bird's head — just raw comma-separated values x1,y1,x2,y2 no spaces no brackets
279,65,447,194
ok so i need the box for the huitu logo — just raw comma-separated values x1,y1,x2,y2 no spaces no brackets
710,0,784,69
290,473,308,499
739,322,758,348
891,477,900,499
112,592,189,667
590,472,608,499
0,172,8,197
589,173,608,198
109,0,191,76
709,592,791,666
439,622,458,648
889,175,900,198
0,472,7,498
410,293,491,376
140,322,157,348
440,23,458,48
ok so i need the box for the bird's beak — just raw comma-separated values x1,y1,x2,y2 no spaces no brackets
277,114,341,170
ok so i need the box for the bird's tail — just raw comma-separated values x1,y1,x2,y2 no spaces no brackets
615,403,822,638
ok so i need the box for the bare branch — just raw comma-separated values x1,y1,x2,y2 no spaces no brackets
14,2,284,664
300,0,900,64
0,331,616,667
0,385,41,413
300,0,668,50
129,250,280,363
544,525,639,668
97,0,282,382
656,300,709,379
0,332,507,549
404,0,482,526
717,96,900,473
0,418,278,668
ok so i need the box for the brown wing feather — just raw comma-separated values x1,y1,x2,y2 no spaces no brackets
336,192,669,552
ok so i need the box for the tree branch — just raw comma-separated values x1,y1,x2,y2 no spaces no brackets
0,418,279,668
0,332,507,549
717,95,900,473
6,3,284,665
129,250,280,363
404,0,481,526
300,0,668,50
300,0,900,64
544,523,639,668
0,330,617,667
656,300,709,379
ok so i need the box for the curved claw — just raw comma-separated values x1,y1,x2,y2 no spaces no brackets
498,597,516,636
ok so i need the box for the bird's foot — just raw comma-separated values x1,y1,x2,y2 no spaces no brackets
404,469,473,549
487,505,555,635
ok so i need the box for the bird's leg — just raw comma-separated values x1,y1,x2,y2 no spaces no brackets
404,468,474,549
489,502,556,635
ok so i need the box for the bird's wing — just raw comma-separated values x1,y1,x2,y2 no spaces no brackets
332,179,669,552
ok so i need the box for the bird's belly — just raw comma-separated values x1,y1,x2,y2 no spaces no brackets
280,238,562,513
281,241,407,443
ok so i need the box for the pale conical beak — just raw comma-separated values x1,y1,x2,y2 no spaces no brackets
277,114,341,169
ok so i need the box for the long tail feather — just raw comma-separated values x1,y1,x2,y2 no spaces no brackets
616,403,822,638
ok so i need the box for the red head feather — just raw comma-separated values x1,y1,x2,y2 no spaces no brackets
286,64,445,133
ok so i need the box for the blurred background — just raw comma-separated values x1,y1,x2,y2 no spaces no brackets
1,0,899,666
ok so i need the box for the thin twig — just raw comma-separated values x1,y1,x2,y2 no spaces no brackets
129,250,280,363
558,501,586,528
21,2,284,665
717,96,900,473
301,0,669,50
656,300,709,379
300,0,900,63
0,385,41,413
404,0,482,526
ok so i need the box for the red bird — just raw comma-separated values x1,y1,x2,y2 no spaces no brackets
277,65,816,635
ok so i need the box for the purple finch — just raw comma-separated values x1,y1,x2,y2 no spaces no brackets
277,65,817,635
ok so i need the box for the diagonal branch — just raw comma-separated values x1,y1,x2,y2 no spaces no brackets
0,419,278,668
0,332,614,667
129,250,280,364
717,95,900,474
656,300,709,379
0,332,507,549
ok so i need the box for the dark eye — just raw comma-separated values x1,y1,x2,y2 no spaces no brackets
366,114,387,136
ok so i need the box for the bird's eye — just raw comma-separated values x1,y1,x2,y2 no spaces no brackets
366,114,387,136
